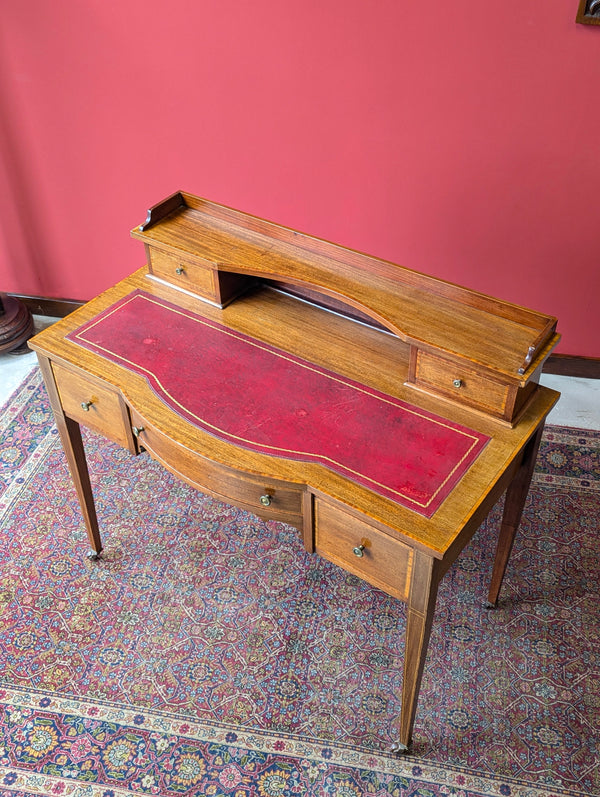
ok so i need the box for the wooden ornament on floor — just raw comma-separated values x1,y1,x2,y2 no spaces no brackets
0,293,35,352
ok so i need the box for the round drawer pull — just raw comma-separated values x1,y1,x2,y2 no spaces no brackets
452,378,463,389
353,543,366,558
132,426,145,438
80,400,94,411
260,494,273,507
175,266,185,275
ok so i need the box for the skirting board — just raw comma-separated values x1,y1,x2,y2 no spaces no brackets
12,294,85,320
542,353,600,379
10,293,600,380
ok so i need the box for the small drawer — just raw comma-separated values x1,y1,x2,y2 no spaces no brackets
130,412,305,526
313,497,414,601
414,350,511,417
147,247,254,307
148,248,217,300
52,362,133,449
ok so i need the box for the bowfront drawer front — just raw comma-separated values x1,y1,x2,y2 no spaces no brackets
313,497,414,602
413,350,512,419
129,412,305,527
52,362,134,450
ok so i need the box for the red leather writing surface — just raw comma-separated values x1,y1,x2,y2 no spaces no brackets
67,291,489,517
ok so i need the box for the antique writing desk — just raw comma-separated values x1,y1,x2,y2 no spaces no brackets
29,192,560,752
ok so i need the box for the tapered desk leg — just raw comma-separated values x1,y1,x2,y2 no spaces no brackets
486,422,545,608
37,356,103,557
392,549,439,754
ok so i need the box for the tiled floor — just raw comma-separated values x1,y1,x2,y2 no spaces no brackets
1,317,599,430
0,316,58,407
539,372,600,430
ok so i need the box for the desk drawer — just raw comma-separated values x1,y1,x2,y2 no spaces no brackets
148,248,216,299
414,350,510,418
130,412,305,527
52,362,133,450
313,497,414,602
147,248,253,307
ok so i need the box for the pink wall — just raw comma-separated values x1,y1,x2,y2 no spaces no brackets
1,2,598,356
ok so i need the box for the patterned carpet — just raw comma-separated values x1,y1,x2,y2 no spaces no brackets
0,368,598,796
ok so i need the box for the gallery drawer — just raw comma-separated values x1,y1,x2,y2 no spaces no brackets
147,248,216,299
412,350,512,419
146,247,255,307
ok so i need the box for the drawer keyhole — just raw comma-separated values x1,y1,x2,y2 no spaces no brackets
353,543,366,558
81,400,94,411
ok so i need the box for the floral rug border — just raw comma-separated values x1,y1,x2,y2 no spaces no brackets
0,683,589,797
0,368,58,519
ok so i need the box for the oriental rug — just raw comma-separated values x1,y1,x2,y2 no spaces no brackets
0,368,598,797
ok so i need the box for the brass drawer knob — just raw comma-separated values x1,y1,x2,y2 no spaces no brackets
260,494,272,507
175,266,185,275
452,379,463,388
132,426,145,438
80,400,94,411
353,544,366,558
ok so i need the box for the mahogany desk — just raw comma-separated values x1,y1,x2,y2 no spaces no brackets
29,192,560,752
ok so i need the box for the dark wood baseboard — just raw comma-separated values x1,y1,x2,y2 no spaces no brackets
9,293,600,380
542,354,600,380
8,293,85,319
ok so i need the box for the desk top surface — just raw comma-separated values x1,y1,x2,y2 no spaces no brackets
65,288,490,519
30,267,560,558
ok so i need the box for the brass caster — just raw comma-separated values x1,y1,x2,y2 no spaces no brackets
390,741,411,755
87,550,102,561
